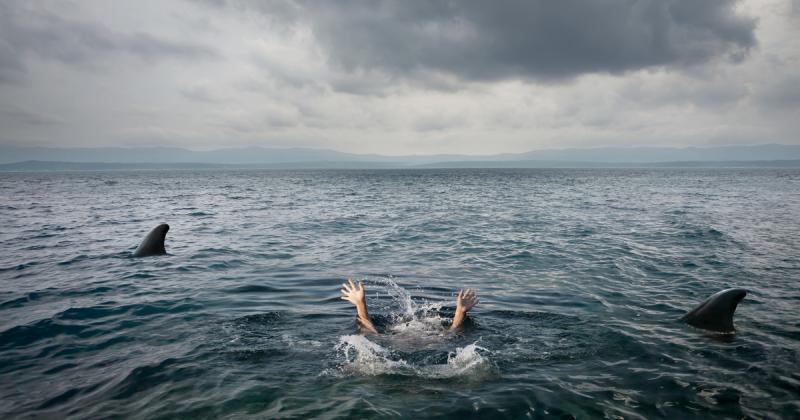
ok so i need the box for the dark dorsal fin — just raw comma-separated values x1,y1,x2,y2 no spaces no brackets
133,224,169,257
680,288,746,333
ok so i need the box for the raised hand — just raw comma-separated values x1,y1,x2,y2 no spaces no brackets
341,278,366,306
340,278,378,334
451,288,479,331
456,288,479,313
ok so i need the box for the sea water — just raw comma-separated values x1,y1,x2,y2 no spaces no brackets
0,169,798,418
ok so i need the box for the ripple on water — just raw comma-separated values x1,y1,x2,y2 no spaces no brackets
0,169,799,418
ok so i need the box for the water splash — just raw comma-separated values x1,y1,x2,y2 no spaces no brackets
327,278,492,378
363,276,448,323
364,276,417,319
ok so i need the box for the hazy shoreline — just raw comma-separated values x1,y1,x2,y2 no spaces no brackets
1,159,799,172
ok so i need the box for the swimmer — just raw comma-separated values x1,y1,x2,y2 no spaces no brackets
340,278,479,335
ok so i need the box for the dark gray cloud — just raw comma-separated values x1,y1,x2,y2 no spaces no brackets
212,0,756,83
0,2,217,83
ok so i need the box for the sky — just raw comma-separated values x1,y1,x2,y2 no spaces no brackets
0,0,798,155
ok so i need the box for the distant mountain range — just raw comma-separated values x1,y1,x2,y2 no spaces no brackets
1,144,799,170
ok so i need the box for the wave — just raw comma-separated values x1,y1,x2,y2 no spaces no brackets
0,299,202,349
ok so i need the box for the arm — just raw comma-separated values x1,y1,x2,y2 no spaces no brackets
450,288,479,331
341,278,378,335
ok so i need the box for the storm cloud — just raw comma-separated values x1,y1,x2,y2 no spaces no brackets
213,0,757,82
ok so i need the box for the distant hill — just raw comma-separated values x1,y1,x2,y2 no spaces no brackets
516,144,800,162
412,160,800,169
0,161,231,171
1,159,799,172
0,160,401,171
0,144,799,170
0,146,386,165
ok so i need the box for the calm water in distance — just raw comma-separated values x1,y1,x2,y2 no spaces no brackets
1,169,799,418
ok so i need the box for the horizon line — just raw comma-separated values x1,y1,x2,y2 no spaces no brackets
0,142,797,158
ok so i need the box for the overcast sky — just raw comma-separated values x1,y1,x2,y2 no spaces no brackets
0,0,797,155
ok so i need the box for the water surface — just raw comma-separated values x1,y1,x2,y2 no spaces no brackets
1,169,799,418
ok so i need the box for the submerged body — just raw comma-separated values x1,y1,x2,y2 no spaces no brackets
680,288,747,333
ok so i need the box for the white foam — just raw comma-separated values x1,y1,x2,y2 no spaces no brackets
332,334,411,376
327,334,491,378
421,342,491,379
281,333,323,350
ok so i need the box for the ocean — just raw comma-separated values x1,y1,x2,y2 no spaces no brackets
1,169,798,418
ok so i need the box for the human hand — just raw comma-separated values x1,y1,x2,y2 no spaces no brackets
456,288,479,313
341,278,367,306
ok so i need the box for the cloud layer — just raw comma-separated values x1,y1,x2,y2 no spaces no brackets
0,0,797,154
0,2,216,83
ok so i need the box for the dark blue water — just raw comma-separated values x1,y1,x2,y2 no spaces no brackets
1,169,799,419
